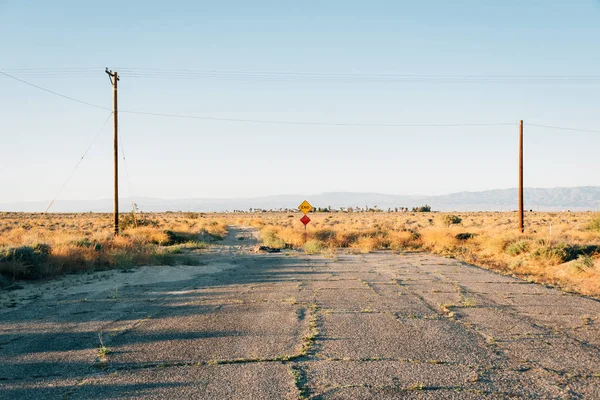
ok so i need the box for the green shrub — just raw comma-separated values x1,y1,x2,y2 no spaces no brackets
163,242,208,254
163,230,197,245
442,215,462,226
506,240,530,256
455,232,477,241
120,213,159,230
32,243,51,256
304,240,323,254
314,230,336,242
571,255,595,272
589,215,600,232
533,242,574,263
113,251,135,268
71,238,93,248
410,231,422,241
261,231,286,249
0,244,52,279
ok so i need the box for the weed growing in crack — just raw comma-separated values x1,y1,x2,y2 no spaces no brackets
282,297,297,305
299,304,319,357
407,382,426,391
439,303,456,315
289,365,309,399
97,331,111,360
426,359,446,365
460,297,477,308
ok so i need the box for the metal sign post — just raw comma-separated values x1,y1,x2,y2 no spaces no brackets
298,200,313,243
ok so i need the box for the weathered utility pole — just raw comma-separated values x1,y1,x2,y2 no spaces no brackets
519,120,524,233
106,68,119,235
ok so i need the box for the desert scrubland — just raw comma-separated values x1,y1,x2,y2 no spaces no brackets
1,210,599,297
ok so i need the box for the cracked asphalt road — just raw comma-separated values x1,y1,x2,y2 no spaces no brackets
1,227,600,399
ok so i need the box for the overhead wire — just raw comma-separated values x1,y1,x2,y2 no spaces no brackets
0,70,110,110
43,112,114,213
4,67,599,211
0,69,515,127
110,68,600,84
4,67,600,83
118,109,516,127
2,68,598,131
526,123,600,134
119,130,136,215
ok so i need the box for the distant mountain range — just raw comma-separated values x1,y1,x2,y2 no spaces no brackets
2,187,600,213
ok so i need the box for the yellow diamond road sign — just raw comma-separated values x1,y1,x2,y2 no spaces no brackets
298,200,313,215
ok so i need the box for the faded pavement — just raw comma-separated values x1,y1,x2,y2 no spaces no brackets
1,227,600,399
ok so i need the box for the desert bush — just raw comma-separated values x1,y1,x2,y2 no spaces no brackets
420,229,458,253
261,229,286,249
32,243,51,255
314,230,336,242
442,215,462,226
113,250,135,268
201,219,228,239
0,244,51,279
388,231,422,251
351,236,380,253
589,215,600,232
120,213,159,230
335,231,360,248
124,227,168,245
533,242,574,264
71,238,91,248
163,230,197,245
3,211,600,297
304,240,323,254
455,232,477,241
506,240,530,256
571,254,595,272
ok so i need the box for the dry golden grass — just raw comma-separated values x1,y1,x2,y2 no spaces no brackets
0,212,228,283
237,211,600,297
2,210,600,297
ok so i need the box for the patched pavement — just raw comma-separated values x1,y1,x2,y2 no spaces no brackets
2,228,600,399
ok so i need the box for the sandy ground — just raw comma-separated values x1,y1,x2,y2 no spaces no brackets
0,226,258,312
0,263,237,312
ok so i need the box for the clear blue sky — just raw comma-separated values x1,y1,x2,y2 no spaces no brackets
1,1,599,203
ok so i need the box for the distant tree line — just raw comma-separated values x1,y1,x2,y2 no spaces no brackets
219,205,434,213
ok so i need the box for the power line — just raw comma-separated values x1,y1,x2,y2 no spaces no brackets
44,112,113,213
3,68,599,131
7,67,600,78
119,130,134,201
118,71,600,84
526,123,600,134
1,68,100,71
0,69,515,127
119,109,515,127
115,67,600,78
0,70,110,110
4,67,600,83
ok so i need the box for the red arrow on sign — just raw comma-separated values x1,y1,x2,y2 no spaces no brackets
300,215,310,226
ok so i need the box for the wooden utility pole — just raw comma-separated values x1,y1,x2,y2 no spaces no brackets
106,68,119,235
519,120,524,233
